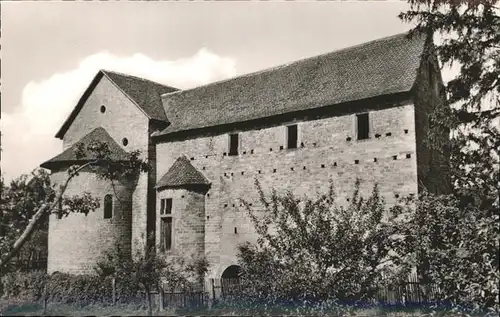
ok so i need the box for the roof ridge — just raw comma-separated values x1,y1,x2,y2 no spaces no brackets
101,69,178,91
160,31,417,98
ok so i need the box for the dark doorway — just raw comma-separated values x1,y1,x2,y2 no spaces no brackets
222,265,241,278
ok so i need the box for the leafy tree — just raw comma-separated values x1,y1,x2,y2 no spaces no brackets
235,179,406,308
399,0,500,210
395,193,499,313
398,2,500,313
0,170,51,272
0,140,150,268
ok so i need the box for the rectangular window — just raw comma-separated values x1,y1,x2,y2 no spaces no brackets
160,199,165,215
165,198,172,214
229,133,239,156
161,217,173,251
160,198,172,215
356,113,369,140
287,125,298,149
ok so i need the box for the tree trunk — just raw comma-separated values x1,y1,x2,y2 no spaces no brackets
0,203,49,268
146,288,153,316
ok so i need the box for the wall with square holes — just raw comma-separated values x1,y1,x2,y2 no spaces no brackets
155,102,418,278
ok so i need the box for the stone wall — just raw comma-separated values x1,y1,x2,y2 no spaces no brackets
155,102,418,278
47,169,133,274
156,188,206,262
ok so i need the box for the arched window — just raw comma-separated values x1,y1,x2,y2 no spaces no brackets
104,195,113,219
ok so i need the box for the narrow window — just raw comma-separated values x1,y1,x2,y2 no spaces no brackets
161,217,173,251
229,133,239,156
356,113,369,140
57,197,63,220
160,198,172,215
287,125,298,149
165,198,172,214
104,194,113,219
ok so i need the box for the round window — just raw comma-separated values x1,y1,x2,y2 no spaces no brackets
122,138,129,146
100,105,106,113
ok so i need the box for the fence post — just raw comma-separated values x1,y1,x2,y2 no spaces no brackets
43,283,48,315
112,277,116,306
159,283,164,311
211,278,216,300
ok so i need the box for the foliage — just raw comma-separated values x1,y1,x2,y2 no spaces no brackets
95,241,210,314
0,171,51,271
399,2,499,313
396,193,499,314
399,0,500,209
0,271,114,306
95,242,209,294
235,179,407,306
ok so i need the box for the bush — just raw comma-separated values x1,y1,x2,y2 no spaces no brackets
236,179,407,305
1,271,115,306
1,270,47,301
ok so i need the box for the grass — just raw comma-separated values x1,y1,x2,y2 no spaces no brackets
1,299,496,316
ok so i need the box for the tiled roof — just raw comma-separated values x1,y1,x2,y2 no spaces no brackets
155,156,210,189
41,127,129,169
102,70,178,121
55,70,178,139
155,32,427,137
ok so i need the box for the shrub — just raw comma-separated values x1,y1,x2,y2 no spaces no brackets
1,271,114,306
236,179,407,306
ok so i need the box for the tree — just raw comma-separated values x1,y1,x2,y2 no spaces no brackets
0,170,51,272
235,179,406,308
399,0,500,210
398,2,500,313
0,140,150,268
395,192,499,313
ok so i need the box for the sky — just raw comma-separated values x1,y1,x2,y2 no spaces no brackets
1,1,433,182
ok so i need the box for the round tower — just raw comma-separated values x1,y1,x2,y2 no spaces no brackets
155,156,211,263
46,168,134,275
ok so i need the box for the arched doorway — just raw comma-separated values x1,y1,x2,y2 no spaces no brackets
221,265,241,278
221,265,242,296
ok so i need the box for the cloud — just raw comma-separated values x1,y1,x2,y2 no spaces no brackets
1,49,237,182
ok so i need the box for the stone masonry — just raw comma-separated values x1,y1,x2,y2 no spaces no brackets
42,32,449,278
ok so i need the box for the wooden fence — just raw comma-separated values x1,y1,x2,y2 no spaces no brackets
157,273,442,309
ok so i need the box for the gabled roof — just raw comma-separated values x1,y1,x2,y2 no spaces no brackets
155,32,428,137
41,127,129,169
155,156,210,190
55,70,178,139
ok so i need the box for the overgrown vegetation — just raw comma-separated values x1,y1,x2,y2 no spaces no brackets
236,179,407,307
94,241,210,315
232,179,499,315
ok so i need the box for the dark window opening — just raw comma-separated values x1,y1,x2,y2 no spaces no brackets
160,198,172,215
122,138,128,146
160,217,172,251
104,195,113,219
100,105,106,113
357,113,369,140
57,197,63,219
287,125,298,149
229,134,239,156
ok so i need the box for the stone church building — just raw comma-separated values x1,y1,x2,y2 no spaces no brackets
41,32,449,279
